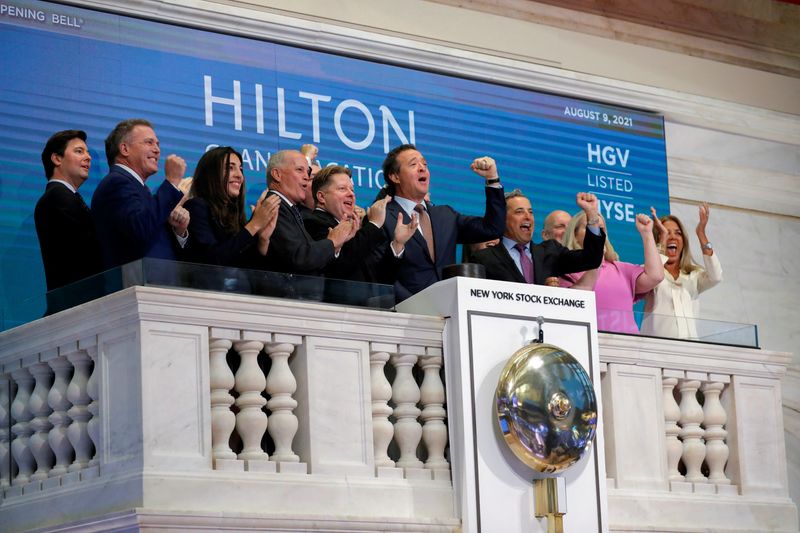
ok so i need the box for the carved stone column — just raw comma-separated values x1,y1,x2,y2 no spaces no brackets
209,338,236,463
701,381,730,484
233,340,269,461
390,353,423,469
419,352,448,472
662,376,683,481
370,351,394,468
265,342,299,463
66,351,93,471
10,368,35,485
47,356,73,477
678,379,706,483
28,362,54,481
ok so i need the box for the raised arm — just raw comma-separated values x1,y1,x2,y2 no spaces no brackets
634,213,665,294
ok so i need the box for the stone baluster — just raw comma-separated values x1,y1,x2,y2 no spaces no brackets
370,351,395,468
85,347,100,467
701,380,730,484
10,368,35,485
28,362,55,481
1,376,13,487
265,343,299,463
678,379,706,483
66,351,94,471
209,338,237,463
233,340,269,461
419,351,449,472
390,353,423,469
48,356,74,477
662,375,683,482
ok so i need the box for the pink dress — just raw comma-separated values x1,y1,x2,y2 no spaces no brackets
561,260,645,334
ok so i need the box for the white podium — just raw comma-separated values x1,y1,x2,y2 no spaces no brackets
398,277,609,533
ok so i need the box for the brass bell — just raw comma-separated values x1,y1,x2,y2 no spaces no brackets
495,342,597,473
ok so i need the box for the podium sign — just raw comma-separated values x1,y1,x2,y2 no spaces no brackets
398,277,608,533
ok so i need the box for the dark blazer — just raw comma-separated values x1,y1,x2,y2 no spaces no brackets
184,197,257,268
382,186,505,301
34,181,102,291
304,208,388,283
259,192,334,276
91,164,184,269
471,228,606,284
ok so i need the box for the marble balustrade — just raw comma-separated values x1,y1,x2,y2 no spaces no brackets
0,286,456,533
600,332,797,531
0,286,796,532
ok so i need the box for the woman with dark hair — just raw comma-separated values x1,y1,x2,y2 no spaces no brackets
184,146,279,269
641,203,722,339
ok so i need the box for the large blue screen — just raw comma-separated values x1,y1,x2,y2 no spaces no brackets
0,0,669,326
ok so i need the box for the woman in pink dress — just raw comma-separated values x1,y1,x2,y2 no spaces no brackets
560,212,663,333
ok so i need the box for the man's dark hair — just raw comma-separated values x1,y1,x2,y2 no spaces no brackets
41,130,87,179
381,144,417,196
104,118,153,168
311,165,352,205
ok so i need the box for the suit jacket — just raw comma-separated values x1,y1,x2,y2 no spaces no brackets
471,228,606,284
91,165,184,269
184,197,258,268
259,192,334,276
304,208,388,283
381,186,505,301
34,181,103,291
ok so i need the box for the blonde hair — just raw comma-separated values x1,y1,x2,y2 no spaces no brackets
562,211,618,262
654,214,701,274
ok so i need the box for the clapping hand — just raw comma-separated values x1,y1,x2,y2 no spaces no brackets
367,196,390,227
169,205,190,237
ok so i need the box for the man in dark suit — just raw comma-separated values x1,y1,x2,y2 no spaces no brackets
91,119,190,269
471,189,605,285
304,165,417,283
378,144,505,301
261,150,353,276
35,130,103,298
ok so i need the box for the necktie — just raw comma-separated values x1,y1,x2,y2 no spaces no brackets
414,204,435,261
291,205,304,227
515,243,533,283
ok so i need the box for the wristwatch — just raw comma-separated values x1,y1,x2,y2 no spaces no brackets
702,242,713,250
486,177,501,185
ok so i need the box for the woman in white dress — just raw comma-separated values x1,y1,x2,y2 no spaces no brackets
641,203,722,339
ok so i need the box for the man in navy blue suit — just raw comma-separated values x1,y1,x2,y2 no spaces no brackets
379,144,505,301
35,129,103,299
91,119,190,270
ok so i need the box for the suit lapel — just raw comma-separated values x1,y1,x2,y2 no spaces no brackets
530,242,547,285
392,200,433,263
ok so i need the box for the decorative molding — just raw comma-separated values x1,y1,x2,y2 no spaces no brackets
598,332,792,379
429,0,800,77
668,156,800,218
66,0,800,145
0,286,444,364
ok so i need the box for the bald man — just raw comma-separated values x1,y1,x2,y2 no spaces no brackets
542,209,571,242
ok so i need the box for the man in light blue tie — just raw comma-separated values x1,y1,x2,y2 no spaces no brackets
471,190,605,285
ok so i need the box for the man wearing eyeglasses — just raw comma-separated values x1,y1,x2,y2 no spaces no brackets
91,118,190,269
261,149,354,276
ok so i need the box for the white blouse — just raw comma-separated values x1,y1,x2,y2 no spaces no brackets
641,253,722,340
